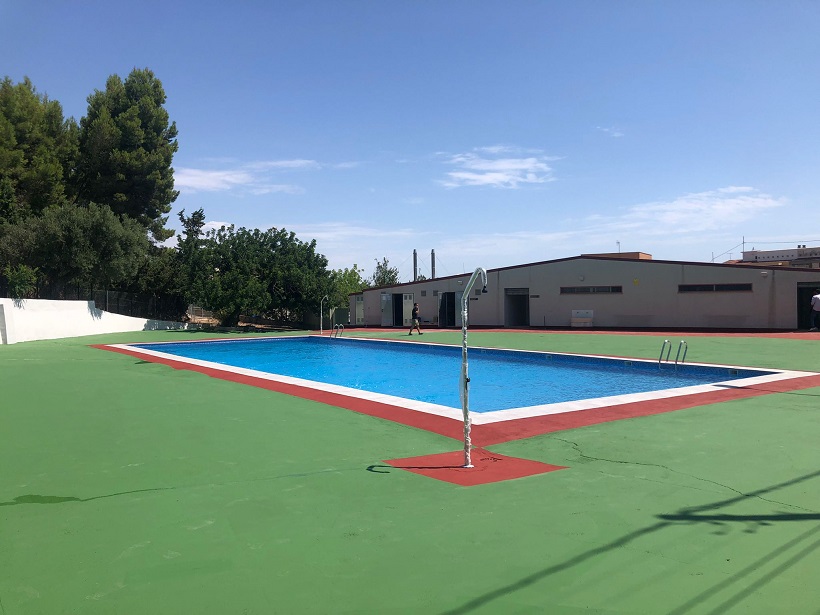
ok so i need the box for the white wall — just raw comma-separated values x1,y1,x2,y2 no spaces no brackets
0,298,194,344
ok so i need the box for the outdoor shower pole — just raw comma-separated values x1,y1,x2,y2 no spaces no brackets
320,295,328,335
460,267,488,468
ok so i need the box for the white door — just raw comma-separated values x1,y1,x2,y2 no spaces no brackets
355,295,364,325
402,293,414,326
380,293,393,326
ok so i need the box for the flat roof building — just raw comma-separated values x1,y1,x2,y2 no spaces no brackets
351,253,820,331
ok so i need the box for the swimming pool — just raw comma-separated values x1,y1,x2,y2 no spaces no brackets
117,336,804,424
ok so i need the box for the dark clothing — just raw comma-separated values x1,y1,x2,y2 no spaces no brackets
409,305,422,334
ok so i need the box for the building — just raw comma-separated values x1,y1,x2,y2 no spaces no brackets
739,245,820,269
350,253,820,331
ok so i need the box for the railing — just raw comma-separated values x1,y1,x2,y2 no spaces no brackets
675,340,688,366
659,339,672,365
659,339,688,368
332,324,344,338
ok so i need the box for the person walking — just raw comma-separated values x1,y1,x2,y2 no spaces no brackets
409,303,423,335
810,289,820,331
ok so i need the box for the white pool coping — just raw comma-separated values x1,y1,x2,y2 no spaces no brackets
110,337,819,425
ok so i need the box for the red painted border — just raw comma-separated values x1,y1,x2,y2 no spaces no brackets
94,344,465,440
93,343,820,445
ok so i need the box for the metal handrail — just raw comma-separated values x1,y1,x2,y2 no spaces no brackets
332,324,344,338
658,339,671,366
674,341,688,367
659,339,687,369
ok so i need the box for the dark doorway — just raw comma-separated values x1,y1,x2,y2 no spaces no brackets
439,292,456,327
392,293,404,327
504,288,530,327
797,284,820,329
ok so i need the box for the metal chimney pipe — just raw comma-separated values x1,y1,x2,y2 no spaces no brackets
431,249,436,280
413,249,418,281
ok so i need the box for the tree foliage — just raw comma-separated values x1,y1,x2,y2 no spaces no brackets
184,224,334,326
369,257,400,287
329,264,367,307
0,72,346,329
3,263,38,299
0,77,78,224
0,202,148,291
75,68,179,240
176,207,208,303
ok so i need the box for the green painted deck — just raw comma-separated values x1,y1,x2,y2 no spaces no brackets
1,329,818,614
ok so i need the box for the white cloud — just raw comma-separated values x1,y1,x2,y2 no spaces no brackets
287,222,417,243
440,147,557,189
202,220,232,233
597,126,625,137
157,219,233,247
247,159,320,170
619,186,784,234
174,168,254,192
174,157,354,195
249,184,305,195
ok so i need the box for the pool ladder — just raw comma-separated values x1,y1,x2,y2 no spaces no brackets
331,324,345,338
658,339,687,369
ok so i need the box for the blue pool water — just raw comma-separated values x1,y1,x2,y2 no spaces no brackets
132,337,773,413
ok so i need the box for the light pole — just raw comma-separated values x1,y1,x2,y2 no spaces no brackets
320,295,328,334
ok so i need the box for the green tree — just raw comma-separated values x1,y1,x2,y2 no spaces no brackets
0,202,148,292
0,77,79,224
369,257,400,287
75,68,178,241
329,264,367,307
197,225,271,326
131,245,182,295
185,223,333,327
3,263,38,298
176,208,208,304
265,228,332,318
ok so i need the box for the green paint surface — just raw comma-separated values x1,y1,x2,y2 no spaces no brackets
1,329,819,614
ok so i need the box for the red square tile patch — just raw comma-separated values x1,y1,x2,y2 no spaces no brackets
384,448,566,486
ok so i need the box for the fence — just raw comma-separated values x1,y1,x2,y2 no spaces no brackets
0,284,188,322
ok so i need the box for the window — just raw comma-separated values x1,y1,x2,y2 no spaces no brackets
560,286,623,294
678,283,752,293
421,290,427,297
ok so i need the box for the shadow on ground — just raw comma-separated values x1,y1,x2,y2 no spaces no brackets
440,469,820,615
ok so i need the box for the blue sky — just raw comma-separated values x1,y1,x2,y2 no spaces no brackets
3,1,819,281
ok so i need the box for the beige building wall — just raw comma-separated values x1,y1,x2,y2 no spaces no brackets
351,256,820,330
